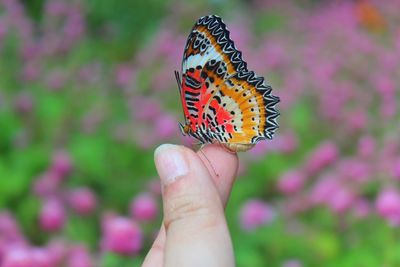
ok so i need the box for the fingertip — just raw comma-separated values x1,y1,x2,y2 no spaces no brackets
154,143,216,193
154,144,190,186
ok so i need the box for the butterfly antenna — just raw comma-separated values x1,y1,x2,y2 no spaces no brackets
198,145,219,178
174,70,182,95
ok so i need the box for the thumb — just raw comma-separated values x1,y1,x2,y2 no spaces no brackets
154,144,234,267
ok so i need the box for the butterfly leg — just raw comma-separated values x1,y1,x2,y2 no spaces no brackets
198,145,219,178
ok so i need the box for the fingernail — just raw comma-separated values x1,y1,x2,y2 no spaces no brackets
154,144,189,185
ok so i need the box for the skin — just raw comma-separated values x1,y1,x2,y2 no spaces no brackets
142,144,238,267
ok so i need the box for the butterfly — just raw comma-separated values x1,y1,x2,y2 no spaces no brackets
175,15,280,152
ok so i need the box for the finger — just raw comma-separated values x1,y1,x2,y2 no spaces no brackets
142,145,238,266
154,144,234,267
197,144,238,205
141,224,166,267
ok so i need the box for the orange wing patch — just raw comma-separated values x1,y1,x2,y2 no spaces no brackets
196,63,278,145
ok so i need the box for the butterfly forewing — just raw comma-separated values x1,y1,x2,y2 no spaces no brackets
182,15,247,76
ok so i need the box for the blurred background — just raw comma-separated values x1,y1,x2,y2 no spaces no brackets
1,0,400,266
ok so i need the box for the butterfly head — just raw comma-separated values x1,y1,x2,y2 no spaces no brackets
179,122,192,136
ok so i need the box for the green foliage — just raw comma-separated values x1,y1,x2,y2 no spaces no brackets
85,0,168,60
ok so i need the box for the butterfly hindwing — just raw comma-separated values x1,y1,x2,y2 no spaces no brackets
199,66,279,144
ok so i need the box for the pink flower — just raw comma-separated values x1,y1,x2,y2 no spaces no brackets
78,63,101,84
0,211,23,242
283,195,311,215
380,96,397,119
2,247,33,267
392,158,400,180
154,113,177,140
260,41,288,70
32,171,61,197
353,199,370,218
66,245,94,267
151,68,176,93
346,110,367,131
46,71,66,91
374,75,395,97
305,141,339,175
357,135,375,158
50,150,73,178
337,158,370,183
249,142,269,157
311,62,336,89
101,216,143,255
63,9,85,42
378,51,397,75
224,21,251,52
130,96,162,122
0,19,7,42
45,0,67,16
20,42,41,61
68,188,97,215
21,62,41,82
150,29,182,65
282,259,303,267
327,186,355,214
130,193,158,222
318,86,345,121
376,189,400,225
134,129,158,149
310,174,340,204
115,64,135,87
14,93,33,114
239,199,275,231
279,71,305,109
39,199,66,232
31,247,54,267
277,170,306,195
81,110,104,134
46,239,67,266
278,133,298,154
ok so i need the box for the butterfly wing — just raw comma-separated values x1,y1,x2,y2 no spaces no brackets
199,63,280,145
178,15,280,149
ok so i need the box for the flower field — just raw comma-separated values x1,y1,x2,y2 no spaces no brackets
1,0,400,266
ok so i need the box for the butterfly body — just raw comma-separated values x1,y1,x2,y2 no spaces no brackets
177,15,279,152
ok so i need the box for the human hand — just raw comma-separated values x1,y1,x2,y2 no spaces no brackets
142,144,238,267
